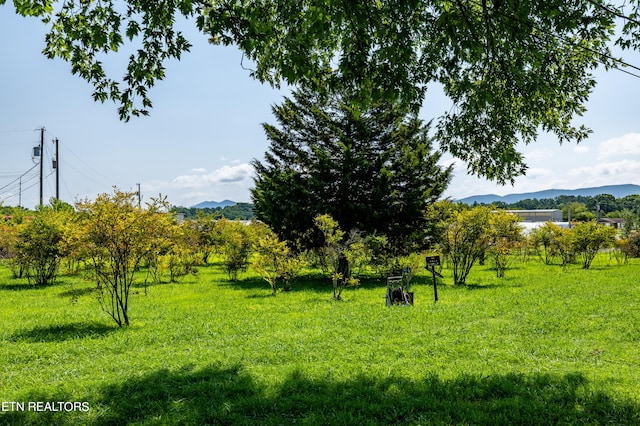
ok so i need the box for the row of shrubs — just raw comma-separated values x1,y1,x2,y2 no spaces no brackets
2,198,639,288
1,194,638,325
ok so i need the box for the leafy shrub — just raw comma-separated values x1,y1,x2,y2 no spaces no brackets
314,214,364,300
486,211,523,278
571,221,617,269
529,222,556,265
15,213,62,286
215,219,255,281
252,230,304,295
440,207,491,285
0,222,23,278
628,232,640,257
76,190,172,327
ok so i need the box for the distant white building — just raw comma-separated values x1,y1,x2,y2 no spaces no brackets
505,209,563,222
519,221,571,234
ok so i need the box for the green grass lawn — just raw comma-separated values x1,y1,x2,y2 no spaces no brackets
1,255,639,425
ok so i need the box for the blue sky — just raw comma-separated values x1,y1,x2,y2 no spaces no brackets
2,9,640,209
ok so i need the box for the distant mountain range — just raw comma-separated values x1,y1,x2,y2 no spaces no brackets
188,185,640,208
190,199,237,209
457,184,640,205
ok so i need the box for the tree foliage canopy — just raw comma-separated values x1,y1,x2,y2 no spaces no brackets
251,88,452,254
4,0,640,181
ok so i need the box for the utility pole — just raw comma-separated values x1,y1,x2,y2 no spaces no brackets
136,183,141,208
39,127,44,208
54,138,59,201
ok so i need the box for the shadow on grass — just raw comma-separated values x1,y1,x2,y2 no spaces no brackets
10,322,116,343
4,366,639,425
57,286,95,299
0,282,55,291
223,275,339,297
463,283,503,290
219,276,271,291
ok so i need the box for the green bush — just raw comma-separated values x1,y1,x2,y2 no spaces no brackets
215,219,255,281
15,213,62,286
571,221,617,269
620,231,640,258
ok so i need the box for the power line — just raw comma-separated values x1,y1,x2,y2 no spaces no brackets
0,142,31,146
0,164,38,193
0,128,60,206
0,171,29,177
3,170,57,206
59,172,75,202
0,128,34,133
58,140,115,187
586,0,640,29
0,169,39,205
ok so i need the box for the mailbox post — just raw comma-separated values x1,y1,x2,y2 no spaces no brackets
425,255,442,302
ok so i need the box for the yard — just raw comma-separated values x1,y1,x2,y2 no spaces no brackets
1,255,639,425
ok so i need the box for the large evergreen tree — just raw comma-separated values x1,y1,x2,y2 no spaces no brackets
251,89,452,254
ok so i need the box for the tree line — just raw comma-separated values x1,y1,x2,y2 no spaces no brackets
168,189,640,229
170,203,255,221
478,193,640,225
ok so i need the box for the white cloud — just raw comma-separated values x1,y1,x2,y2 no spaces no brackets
573,145,590,154
567,159,640,186
216,164,254,182
597,133,640,160
522,167,553,179
440,157,465,171
172,163,254,187
524,149,551,161
139,163,255,206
